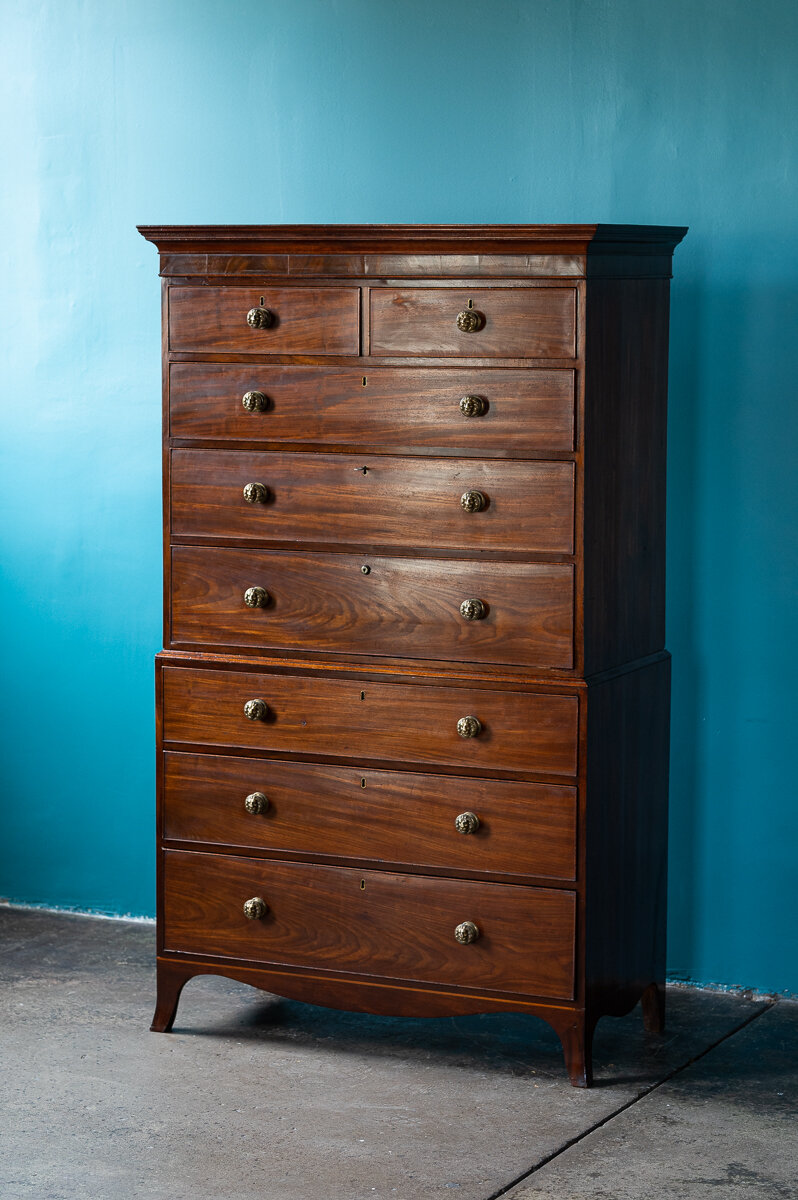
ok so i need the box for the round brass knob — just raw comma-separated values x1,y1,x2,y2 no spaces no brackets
244,698,269,721
244,586,270,609
454,811,480,835
243,897,268,920
459,394,487,418
246,307,274,330
244,791,269,815
456,310,484,333
457,715,482,739
460,490,486,513
242,390,268,412
243,482,269,504
460,598,486,621
454,920,480,944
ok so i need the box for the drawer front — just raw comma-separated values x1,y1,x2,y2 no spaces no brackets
369,288,576,358
163,753,578,881
169,286,360,354
161,667,579,776
163,850,576,1000
171,546,574,668
170,450,575,555
169,363,575,452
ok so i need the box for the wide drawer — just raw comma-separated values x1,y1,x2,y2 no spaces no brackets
170,546,574,668
163,752,578,881
168,286,360,354
161,666,579,776
169,363,575,452
369,287,577,358
162,850,576,999
170,450,575,555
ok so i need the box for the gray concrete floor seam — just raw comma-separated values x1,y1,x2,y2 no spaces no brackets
483,999,776,1200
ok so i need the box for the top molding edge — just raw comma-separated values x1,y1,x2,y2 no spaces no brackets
137,223,688,256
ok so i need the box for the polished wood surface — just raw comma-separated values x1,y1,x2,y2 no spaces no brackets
169,285,360,354
168,363,576,452
161,665,579,775
142,222,684,1086
369,287,576,358
169,546,574,668
170,450,575,555
162,850,576,1000
163,751,578,881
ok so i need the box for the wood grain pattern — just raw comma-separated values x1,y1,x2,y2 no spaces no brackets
170,449,575,555
169,546,574,668
162,752,578,881
369,287,576,358
168,363,575,452
161,665,579,776
169,285,360,354
162,850,576,1000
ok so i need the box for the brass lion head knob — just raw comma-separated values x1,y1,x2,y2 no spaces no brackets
457,715,482,739
454,811,480,835
244,698,269,722
459,598,486,621
243,482,269,504
246,307,274,329
244,791,269,815
460,490,486,513
242,390,269,412
244,586,270,609
454,920,480,944
456,310,484,333
243,897,268,920
459,394,487,418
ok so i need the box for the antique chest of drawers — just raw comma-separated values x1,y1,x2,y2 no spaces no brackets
139,223,686,1086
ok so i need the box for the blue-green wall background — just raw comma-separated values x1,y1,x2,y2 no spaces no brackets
1,0,796,993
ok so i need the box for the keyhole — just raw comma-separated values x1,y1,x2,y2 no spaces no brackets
360,879,366,890
260,296,264,305
360,777,367,788
361,466,368,474
468,298,474,308
360,691,365,701
361,376,368,387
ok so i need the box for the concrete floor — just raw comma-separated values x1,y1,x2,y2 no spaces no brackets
0,907,795,1200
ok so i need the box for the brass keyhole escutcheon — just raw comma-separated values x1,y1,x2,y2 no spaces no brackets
360,879,366,890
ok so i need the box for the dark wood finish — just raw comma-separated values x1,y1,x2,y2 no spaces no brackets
582,279,670,673
142,223,685,1086
163,850,576,1000
161,665,579,776
169,286,359,354
369,287,576,358
170,450,575,555
163,752,578,881
170,546,574,668
169,363,575,453
584,656,671,1023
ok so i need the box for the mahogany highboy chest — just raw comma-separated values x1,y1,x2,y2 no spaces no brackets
139,223,686,1086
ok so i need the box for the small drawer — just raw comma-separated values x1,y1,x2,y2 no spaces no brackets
163,753,578,881
169,363,575,453
170,546,574,669
369,287,576,358
170,450,575,555
162,850,577,1000
161,666,579,776
168,286,360,354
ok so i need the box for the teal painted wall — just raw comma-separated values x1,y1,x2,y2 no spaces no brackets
1,0,795,992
